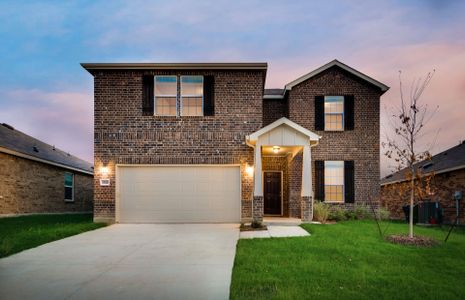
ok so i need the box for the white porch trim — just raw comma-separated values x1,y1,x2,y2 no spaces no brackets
246,118,320,199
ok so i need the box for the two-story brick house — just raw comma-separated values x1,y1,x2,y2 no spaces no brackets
82,60,388,224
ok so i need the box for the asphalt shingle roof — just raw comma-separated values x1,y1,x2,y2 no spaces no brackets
0,123,93,174
381,142,465,185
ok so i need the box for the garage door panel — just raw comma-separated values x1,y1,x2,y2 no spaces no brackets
118,166,240,223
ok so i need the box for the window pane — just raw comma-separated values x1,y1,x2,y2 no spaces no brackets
64,173,73,187
155,76,177,96
324,96,344,131
324,161,344,202
155,97,176,116
181,96,203,116
181,76,203,96
65,187,73,200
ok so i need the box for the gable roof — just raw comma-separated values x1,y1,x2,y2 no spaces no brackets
0,123,93,175
381,142,465,185
284,59,389,93
246,117,321,143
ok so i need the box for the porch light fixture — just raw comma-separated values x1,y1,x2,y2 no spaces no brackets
100,166,109,177
245,163,254,176
273,146,280,154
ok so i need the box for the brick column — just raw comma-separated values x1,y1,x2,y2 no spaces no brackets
253,196,264,223
301,196,313,222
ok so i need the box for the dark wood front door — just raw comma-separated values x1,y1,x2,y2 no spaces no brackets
264,172,282,215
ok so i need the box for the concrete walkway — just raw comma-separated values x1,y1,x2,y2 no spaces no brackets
239,225,310,239
0,224,239,300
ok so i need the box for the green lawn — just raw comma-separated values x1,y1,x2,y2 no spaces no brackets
231,221,465,300
0,213,106,258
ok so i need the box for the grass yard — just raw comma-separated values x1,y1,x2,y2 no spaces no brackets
231,220,465,300
0,213,106,258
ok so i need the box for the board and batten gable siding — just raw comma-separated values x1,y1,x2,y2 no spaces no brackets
287,66,383,206
93,69,265,222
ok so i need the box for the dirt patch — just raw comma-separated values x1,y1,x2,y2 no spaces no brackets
386,234,438,247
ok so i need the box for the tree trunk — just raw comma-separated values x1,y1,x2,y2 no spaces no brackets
409,175,414,238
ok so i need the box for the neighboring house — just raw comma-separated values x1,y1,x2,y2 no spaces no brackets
381,142,465,223
0,123,93,215
82,59,389,224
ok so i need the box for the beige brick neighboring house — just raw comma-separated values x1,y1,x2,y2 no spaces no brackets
82,60,389,224
0,123,93,215
381,142,465,224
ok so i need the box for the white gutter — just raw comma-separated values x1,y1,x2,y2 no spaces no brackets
0,146,94,176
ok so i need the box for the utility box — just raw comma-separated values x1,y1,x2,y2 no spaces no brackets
417,201,443,224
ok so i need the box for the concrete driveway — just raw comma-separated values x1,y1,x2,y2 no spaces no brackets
0,224,239,300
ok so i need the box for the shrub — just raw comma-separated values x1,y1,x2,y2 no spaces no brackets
328,206,347,221
376,207,391,220
313,201,330,223
354,204,373,220
251,220,263,228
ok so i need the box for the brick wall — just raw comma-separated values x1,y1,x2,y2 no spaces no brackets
381,169,465,223
93,69,264,222
263,98,287,126
0,152,93,215
288,152,303,218
287,66,382,208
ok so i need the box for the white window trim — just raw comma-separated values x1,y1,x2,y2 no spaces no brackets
324,161,345,203
154,75,178,117
180,75,204,116
324,96,344,131
64,172,74,202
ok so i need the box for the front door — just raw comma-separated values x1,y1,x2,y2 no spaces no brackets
264,171,282,215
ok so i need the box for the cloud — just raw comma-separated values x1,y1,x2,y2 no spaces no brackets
1,0,464,177
0,89,93,163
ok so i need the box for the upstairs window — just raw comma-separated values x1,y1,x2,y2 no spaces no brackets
324,161,344,202
155,76,177,116
64,172,74,202
181,76,203,116
324,96,344,131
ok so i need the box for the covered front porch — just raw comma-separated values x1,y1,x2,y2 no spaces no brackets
246,118,320,222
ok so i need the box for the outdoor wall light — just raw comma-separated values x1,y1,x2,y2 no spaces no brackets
245,163,254,176
273,146,280,154
100,166,109,177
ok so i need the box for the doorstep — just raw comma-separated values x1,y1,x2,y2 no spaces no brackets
239,225,310,239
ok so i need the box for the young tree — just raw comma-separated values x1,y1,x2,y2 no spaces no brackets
383,70,437,238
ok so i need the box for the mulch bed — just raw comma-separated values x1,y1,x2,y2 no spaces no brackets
240,224,268,232
386,234,438,247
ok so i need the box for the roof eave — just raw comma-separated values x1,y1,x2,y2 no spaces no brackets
284,59,390,93
81,62,268,73
0,146,93,176
381,163,465,186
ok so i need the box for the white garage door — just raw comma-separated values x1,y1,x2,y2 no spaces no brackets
117,165,241,223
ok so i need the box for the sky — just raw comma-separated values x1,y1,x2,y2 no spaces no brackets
0,0,464,177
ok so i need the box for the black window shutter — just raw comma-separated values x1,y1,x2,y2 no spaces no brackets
344,160,355,203
344,95,354,130
142,75,154,115
203,75,215,116
315,96,324,130
315,160,325,201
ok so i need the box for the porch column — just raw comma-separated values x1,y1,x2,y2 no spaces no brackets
301,144,313,221
253,144,264,222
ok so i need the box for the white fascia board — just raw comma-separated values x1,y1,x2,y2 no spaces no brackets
247,117,321,142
